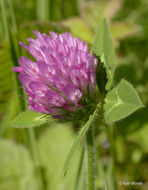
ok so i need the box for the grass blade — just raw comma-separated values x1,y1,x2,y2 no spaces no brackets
8,0,18,33
1,0,9,37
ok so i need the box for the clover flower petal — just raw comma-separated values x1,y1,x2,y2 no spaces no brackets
13,32,98,117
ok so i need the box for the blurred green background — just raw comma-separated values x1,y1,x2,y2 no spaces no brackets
0,0,148,190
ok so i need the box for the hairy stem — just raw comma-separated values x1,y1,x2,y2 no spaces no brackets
86,127,95,190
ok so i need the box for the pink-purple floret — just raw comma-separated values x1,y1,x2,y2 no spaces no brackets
13,31,98,117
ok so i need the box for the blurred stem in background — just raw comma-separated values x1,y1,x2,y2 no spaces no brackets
107,125,117,190
1,0,8,37
86,127,95,190
36,0,50,21
0,0,46,189
7,0,18,33
36,0,79,22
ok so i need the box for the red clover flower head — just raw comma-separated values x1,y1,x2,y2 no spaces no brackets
13,31,98,118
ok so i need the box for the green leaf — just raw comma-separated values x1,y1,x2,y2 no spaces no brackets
92,18,115,90
127,123,148,153
38,123,81,190
0,139,37,190
111,22,141,40
0,96,20,137
11,111,50,128
62,17,93,44
63,103,101,175
104,79,143,123
80,0,121,31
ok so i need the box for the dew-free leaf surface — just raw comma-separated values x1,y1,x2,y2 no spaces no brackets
11,111,50,128
0,139,36,190
92,18,115,90
104,79,143,123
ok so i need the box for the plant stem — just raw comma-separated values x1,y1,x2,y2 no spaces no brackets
25,128,38,166
86,127,95,190
108,126,117,190
25,128,46,190
75,145,85,190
